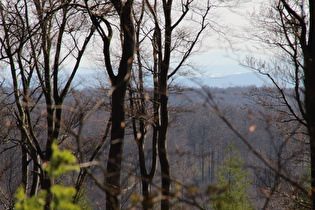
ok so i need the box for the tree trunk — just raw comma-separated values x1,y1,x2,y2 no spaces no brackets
30,157,40,196
106,81,127,210
158,81,170,210
305,68,315,207
105,1,134,209
21,143,28,193
304,45,315,209
305,1,315,206
309,126,315,208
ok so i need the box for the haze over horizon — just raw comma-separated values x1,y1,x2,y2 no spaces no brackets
73,50,271,89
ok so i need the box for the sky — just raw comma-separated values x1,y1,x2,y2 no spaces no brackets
0,0,272,89
177,0,273,87
73,1,270,88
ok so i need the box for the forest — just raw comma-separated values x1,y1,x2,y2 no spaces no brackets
0,0,314,209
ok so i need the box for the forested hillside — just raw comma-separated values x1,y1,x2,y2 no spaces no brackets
0,85,306,209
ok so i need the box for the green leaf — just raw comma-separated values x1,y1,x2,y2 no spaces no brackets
44,141,79,178
15,187,47,210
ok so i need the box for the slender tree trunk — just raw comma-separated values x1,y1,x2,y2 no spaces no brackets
159,2,172,206
21,143,28,192
158,78,170,210
105,1,134,209
30,156,40,196
132,6,158,204
106,81,127,210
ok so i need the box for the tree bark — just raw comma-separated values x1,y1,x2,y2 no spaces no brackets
106,81,128,210
304,0,315,207
280,0,315,207
105,1,135,209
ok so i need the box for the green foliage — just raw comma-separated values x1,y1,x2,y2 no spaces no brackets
50,185,79,210
15,187,47,210
15,141,81,210
212,143,253,210
45,142,80,178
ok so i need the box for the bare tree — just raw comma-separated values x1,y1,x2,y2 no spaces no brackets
126,0,211,209
0,0,95,208
241,0,315,208
84,0,135,209
128,2,159,209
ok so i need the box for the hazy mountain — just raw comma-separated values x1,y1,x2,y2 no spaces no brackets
174,72,270,88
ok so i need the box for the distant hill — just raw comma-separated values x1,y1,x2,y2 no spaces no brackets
73,71,271,90
174,72,270,88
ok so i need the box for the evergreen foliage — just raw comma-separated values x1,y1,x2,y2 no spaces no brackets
212,143,253,210
15,141,80,210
